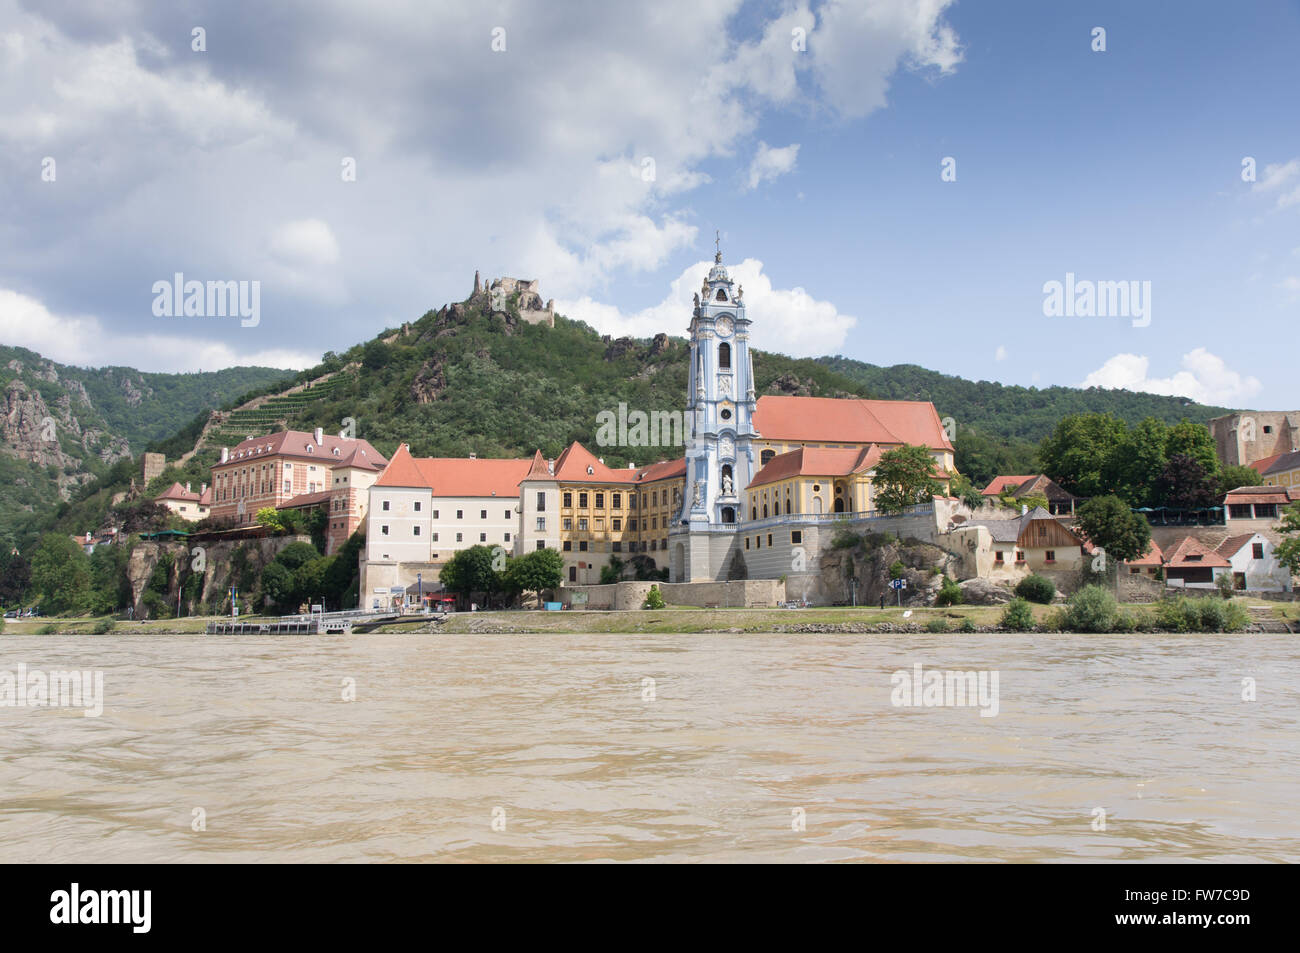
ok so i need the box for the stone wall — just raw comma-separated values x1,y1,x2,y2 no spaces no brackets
559,578,785,610
1117,570,1164,603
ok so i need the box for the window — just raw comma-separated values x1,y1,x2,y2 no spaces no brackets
456,532,463,542
569,566,577,582
456,510,464,519
745,537,750,550
994,551,1004,562
612,541,621,552
563,518,572,531
480,510,487,519
721,408,732,421
612,518,621,531
1252,542,1265,559
755,536,760,548
595,493,604,508
612,493,621,509
563,541,572,551
1045,550,1055,562
414,526,421,536
563,492,572,507
432,533,439,542
1256,504,1279,519
413,501,421,511
536,517,545,531
767,534,773,547
791,531,802,544
1229,504,1252,519
537,491,546,512
578,518,588,531
381,525,389,535
505,510,512,520
579,492,588,508
578,541,588,552
1037,525,1048,540
433,510,439,519
536,541,545,551
284,481,291,494
504,533,511,542
479,533,487,542
629,519,638,531
718,342,731,368
1015,551,1025,562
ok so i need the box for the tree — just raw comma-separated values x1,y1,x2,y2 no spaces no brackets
873,445,941,513
439,545,503,603
1276,502,1300,578
1154,453,1218,511
1164,420,1219,478
0,548,30,607
1219,464,1262,495
949,473,984,510
642,585,666,609
1075,495,1151,565
256,507,287,533
504,548,563,602
1102,417,1169,508
30,533,91,614
1038,413,1127,497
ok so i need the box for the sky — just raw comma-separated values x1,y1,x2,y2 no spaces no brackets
1,0,1297,408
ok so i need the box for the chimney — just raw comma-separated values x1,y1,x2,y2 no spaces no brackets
469,452,477,460
220,447,229,463
185,482,191,493
598,458,604,465
628,462,635,469
201,483,208,494
314,427,324,445
1021,504,1028,515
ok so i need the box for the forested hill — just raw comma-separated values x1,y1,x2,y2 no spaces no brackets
13,287,1244,543
817,356,1232,484
0,346,293,532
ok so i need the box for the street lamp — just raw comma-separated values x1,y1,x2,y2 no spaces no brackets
417,572,422,613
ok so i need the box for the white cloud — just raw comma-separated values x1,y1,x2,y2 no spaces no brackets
557,258,856,358
1253,158,1300,208
0,288,315,372
744,141,800,190
994,345,1008,361
269,219,340,267
1082,348,1262,405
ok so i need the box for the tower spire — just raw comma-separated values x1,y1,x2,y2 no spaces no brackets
714,229,722,264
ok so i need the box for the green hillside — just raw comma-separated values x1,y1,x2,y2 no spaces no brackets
816,356,1232,485
0,346,293,534
10,288,1244,546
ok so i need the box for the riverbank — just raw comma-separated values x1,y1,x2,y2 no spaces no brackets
6,599,1294,635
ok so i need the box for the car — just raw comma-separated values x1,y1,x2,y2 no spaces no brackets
2,609,18,618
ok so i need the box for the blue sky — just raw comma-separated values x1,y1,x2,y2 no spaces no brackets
2,0,1297,408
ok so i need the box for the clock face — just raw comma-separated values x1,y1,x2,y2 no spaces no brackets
716,315,733,336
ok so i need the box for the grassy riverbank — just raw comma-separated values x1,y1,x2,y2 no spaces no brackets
3,599,1293,635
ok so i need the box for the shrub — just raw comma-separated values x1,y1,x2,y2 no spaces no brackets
38,623,58,634
958,616,977,633
830,528,859,550
889,561,907,580
1015,574,1056,604
1156,596,1251,632
925,617,949,633
934,576,963,607
1215,573,1236,600
92,618,115,635
1111,611,1137,633
642,585,665,610
1001,597,1035,632
1059,585,1118,633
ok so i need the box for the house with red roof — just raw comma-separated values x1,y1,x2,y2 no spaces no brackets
980,474,1078,516
209,428,387,554
1163,536,1233,589
1214,533,1292,592
155,481,212,521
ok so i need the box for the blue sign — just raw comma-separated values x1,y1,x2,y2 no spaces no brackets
890,579,907,590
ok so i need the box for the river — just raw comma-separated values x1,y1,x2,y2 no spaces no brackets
1,632,1296,862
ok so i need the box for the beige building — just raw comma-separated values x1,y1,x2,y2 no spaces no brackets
155,481,211,521
1209,411,1300,468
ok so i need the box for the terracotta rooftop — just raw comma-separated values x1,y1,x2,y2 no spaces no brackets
982,474,1076,501
375,444,534,497
1262,450,1300,476
1123,540,1165,567
752,396,953,451
1224,486,1293,506
1215,534,1260,560
1247,452,1284,475
156,482,211,505
215,430,387,469
1165,536,1232,568
748,445,883,489
276,490,333,510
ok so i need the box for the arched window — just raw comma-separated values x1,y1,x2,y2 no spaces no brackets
773,500,780,516
751,507,757,520
763,504,768,518
834,497,845,513
715,288,727,301
718,342,731,369
721,507,735,524
760,449,775,466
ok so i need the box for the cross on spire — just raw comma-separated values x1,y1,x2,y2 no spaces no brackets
714,229,722,264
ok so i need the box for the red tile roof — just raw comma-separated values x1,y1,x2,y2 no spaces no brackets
981,475,1036,496
277,490,332,510
156,482,210,504
1248,452,1284,475
215,430,387,469
375,444,534,497
1123,540,1165,567
549,441,685,484
749,445,883,489
1215,534,1259,560
1224,486,1293,506
1166,536,1232,568
1262,450,1300,476
752,396,953,450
